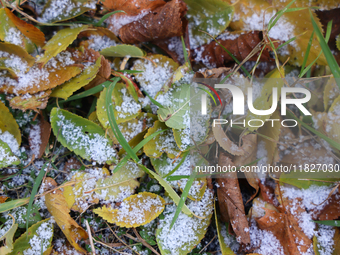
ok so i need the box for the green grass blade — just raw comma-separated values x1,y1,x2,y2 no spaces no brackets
59,80,113,103
299,31,314,77
276,36,297,51
197,87,217,106
95,10,125,26
106,78,139,162
313,220,340,227
163,151,190,178
310,10,340,84
170,170,196,228
0,198,30,213
268,0,297,31
287,110,340,150
143,90,164,108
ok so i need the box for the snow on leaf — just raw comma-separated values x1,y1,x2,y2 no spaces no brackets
0,100,21,145
94,192,165,228
50,108,117,164
132,54,179,98
45,189,88,254
0,139,20,168
38,0,97,23
0,42,35,68
157,83,191,130
0,217,17,255
156,189,213,255
323,77,340,112
9,219,54,255
97,83,141,128
37,25,88,66
100,44,145,58
9,90,52,112
144,120,181,159
4,8,45,47
184,0,234,47
0,9,34,52
50,56,101,100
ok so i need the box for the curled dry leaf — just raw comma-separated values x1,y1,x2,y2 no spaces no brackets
9,89,52,112
233,134,259,202
116,0,187,44
192,31,276,67
311,189,340,221
94,192,165,228
216,153,251,245
45,187,88,253
213,124,256,156
28,115,51,159
195,67,231,78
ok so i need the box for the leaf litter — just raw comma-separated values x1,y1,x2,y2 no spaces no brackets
1,0,340,254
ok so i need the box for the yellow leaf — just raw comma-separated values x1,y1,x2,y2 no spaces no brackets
0,100,21,145
324,77,340,112
4,8,45,47
144,120,181,159
0,58,82,95
9,90,52,112
45,189,88,253
37,25,88,66
50,56,101,100
94,192,165,228
272,0,340,10
63,168,109,212
0,215,18,255
0,42,35,68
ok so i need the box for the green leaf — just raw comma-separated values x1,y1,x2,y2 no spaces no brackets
50,56,101,99
215,205,236,255
184,0,234,46
97,83,141,128
9,219,54,255
0,100,21,145
0,198,30,214
279,171,336,189
37,25,88,66
0,139,20,168
0,217,18,255
100,44,145,58
336,35,340,51
50,108,117,164
157,83,191,129
39,0,96,23
156,190,213,255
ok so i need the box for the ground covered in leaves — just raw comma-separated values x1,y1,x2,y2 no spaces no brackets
1,0,340,254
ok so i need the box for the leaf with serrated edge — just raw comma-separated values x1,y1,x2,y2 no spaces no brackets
0,100,21,145
51,56,101,99
45,189,88,253
156,190,213,255
50,108,117,164
0,42,35,68
97,83,141,127
0,217,18,254
37,25,88,66
9,219,53,255
144,120,181,159
94,192,165,228
184,0,234,46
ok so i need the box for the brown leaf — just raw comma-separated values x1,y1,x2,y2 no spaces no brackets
45,185,88,254
192,31,276,67
84,56,111,90
5,8,45,47
64,157,82,172
102,0,165,14
29,114,51,159
194,67,231,78
256,206,312,254
233,134,259,202
311,189,340,221
216,153,251,244
9,89,52,112
116,0,187,44
258,181,278,206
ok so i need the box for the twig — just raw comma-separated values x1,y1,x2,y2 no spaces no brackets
133,228,161,255
93,238,130,255
85,220,96,255
199,234,216,254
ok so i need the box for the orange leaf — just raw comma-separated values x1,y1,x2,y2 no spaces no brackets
103,0,165,15
5,8,45,47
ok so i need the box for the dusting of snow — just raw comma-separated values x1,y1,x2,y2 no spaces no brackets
87,35,118,51
29,122,41,157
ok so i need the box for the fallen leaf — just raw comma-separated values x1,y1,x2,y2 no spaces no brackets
0,216,18,255
45,188,88,253
0,42,35,68
102,0,165,14
115,0,187,44
5,8,45,47
94,192,165,228
84,55,111,91
311,189,340,221
50,56,101,100
28,114,51,159
216,153,251,245
192,31,276,67
37,25,88,66
0,100,21,145
100,44,145,58
9,89,52,112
